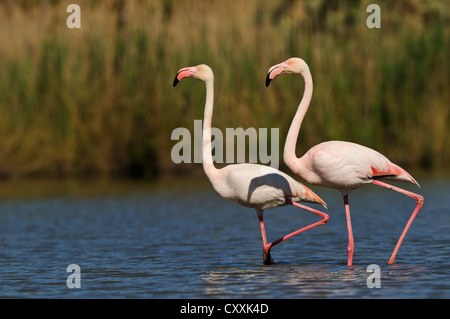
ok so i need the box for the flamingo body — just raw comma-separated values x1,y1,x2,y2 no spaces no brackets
218,163,326,210
295,141,419,194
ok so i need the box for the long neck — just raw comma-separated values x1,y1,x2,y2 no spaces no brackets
283,70,313,169
202,80,219,178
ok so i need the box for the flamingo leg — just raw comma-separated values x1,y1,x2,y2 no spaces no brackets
256,202,329,265
371,180,424,264
343,195,355,266
256,211,274,265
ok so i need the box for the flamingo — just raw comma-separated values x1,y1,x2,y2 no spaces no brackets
173,64,329,265
266,57,424,266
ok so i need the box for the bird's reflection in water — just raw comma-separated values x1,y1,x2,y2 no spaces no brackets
200,262,377,298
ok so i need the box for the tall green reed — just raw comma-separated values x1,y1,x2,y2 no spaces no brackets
0,0,447,179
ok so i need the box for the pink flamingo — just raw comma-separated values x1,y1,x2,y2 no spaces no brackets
266,57,424,266
173,64,329,264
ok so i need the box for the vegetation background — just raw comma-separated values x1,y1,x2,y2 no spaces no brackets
0,0,448,181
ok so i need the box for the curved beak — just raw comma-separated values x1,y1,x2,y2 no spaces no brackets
265,72,272,87
173,72,181,87
265,63,287,87
173,67,196,87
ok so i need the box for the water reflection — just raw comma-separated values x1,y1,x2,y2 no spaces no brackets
201,261,444,298
201,262,375,298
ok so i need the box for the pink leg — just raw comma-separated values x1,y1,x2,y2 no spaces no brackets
371,180,424,264
344,195,355,266
256,202,329,265
257,212,273,265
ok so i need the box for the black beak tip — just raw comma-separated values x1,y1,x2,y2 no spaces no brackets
173,76,179,87
265,73,272,87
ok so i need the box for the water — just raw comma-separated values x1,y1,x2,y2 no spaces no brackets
0,177,448,299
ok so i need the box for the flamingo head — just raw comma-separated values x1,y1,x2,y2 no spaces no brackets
173,64,214,87
265,57,309,87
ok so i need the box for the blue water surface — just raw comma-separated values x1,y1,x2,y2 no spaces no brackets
0,176,448,298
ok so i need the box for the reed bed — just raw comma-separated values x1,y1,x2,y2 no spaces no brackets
0,0,448,179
